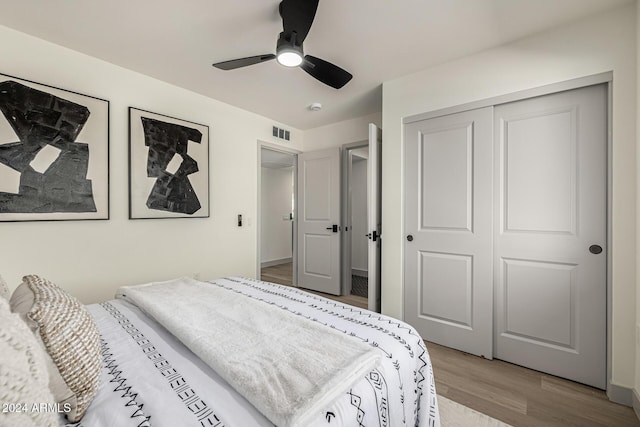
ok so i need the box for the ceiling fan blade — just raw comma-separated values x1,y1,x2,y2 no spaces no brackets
301,55,352,89
279,0,319,44
212,54,276,71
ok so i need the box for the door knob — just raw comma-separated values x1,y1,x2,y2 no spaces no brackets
325,224,339,233
406,235,413,242
589,244,603,254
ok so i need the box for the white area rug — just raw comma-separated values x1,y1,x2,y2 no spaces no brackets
439,396,513,427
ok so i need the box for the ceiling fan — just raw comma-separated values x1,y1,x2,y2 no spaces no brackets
212,0,352,89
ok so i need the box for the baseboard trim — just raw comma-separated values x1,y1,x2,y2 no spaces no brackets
261,258,292,268
633,389,640,421
607,383,633,407
352,268,368,278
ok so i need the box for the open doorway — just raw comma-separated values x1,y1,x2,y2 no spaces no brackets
259,124,380,312
258,146,297,285
342,143,369,299
341,124,382,312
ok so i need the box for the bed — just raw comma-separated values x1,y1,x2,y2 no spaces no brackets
1,275,440,427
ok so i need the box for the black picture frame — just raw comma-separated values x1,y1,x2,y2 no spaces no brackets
0,73,110,221
128,107,210,219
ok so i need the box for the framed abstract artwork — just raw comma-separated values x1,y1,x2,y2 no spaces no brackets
0,73,109,221
128,108,209,219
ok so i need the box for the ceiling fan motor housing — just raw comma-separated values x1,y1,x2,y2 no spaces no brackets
276,32,304,67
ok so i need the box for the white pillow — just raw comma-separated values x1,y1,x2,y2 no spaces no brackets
9,275,101,422
0,297,58,427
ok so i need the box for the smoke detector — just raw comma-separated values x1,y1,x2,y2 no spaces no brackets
309,102,322,111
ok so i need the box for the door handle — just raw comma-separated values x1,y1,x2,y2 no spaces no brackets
366,231,379,241
326,224,339,233
589,244,603,254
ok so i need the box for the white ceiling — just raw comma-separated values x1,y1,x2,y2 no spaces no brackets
0,0,631,130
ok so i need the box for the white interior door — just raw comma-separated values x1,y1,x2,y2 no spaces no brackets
297,147,341,295
367,124,382,312
494,84,607,389
404,107,494,358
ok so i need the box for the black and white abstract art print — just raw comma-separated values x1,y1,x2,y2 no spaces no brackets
0,74,109,221
129,108,209,219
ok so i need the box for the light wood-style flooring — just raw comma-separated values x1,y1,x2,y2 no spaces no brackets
261,261,295,286
427,341,638,427
261,262,639,427
261,262,367,309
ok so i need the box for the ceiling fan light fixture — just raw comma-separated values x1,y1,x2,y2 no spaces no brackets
277,49,303,67
276,32,303,67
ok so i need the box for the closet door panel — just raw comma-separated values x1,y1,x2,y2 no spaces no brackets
494,84,607,389
404,107,494,359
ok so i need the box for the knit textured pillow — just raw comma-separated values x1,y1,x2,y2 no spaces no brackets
9,275,101,422
0,296,58,427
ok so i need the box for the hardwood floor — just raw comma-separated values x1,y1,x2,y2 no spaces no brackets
261,262,368,309
261,262,639,426
426,341,639,427
260,261,294,286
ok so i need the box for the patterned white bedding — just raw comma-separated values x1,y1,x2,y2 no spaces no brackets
62,277,440,427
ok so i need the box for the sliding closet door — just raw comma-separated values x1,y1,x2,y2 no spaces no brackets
404,107,494,358
494,84,607,389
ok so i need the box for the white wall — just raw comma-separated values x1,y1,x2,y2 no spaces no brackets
260,166,293,264
635,0,640,410
383,4,637,392
351,157,368,273
0,25,302,304
304,112,381,151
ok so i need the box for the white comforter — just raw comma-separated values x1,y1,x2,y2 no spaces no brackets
63,277,440,427
117,277,382,427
